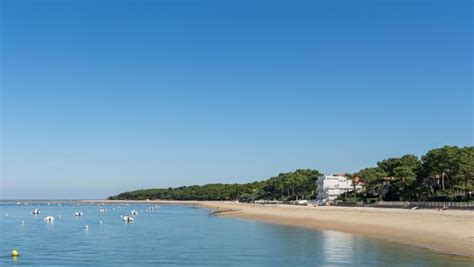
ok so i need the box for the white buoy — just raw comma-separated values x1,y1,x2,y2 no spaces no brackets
99,220,103,225
85,225,89,229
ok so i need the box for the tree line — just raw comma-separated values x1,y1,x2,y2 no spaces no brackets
108,169,321,201
347,145,473,202
108,145,473,202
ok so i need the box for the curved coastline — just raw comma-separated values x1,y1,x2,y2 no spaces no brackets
81,200,474,258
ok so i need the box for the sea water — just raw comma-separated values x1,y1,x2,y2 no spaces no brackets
0,201,472,266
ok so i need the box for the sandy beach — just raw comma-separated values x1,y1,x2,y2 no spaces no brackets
82,200,474,257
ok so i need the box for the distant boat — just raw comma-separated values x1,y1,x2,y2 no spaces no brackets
122,215,134,222
98,208,106,213
74,211,84,217
44,216,55,222
131,210,138,215
32,209,41,215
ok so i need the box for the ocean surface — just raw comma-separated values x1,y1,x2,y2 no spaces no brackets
0,201,472,266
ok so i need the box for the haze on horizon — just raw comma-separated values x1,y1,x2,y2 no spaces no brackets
1,0,472,199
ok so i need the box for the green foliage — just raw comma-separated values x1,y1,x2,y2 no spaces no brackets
377,155,421,178
355,167,387,197
109,183,262,201
108,169,321,201
109,146,474,202
420,146,474,199
353,146,473,202
261,169,322,200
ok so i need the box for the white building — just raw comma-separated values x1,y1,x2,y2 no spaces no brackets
316,174,353,202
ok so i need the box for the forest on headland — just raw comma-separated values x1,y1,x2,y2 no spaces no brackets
108,146,474,202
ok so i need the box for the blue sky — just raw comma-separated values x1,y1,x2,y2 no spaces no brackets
1,0,472,199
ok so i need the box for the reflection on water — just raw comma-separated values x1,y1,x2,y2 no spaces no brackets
320,230,356,264
0,202,472,266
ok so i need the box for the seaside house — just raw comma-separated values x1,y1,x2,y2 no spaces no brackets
316,174,355,202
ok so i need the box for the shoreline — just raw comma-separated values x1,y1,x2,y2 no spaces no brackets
81,200,474,258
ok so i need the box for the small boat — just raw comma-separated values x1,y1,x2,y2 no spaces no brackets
130,210,138,215
74,211,84,217
32,209,41,215
98,208,106,213
44,216,55,222
122,215,134,222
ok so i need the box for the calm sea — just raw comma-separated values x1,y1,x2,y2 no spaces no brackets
0,201,472,266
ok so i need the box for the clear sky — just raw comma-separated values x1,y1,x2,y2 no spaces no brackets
1,0,472,199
